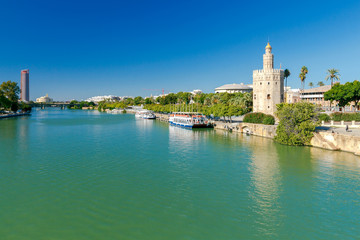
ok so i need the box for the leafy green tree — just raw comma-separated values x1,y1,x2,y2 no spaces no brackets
219,92,233,104
345,80,360,111
0,94,11,110
324,83,348,109
164,93,177,104
0,81,20,102
124,98,134,105
326,68,340,86
194,93,206,104
176,92,191,104
19,102,32,112
275,102,320,146
211,94,220,105
134,96,144,105
68,100,80,109
144,98,154,105
308,82,313,88
204,96,211,106
10,102,19,112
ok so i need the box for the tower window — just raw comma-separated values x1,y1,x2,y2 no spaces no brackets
260,82,262,85
268,106,270,108
268,82,270,85
254,94,256,100
276,82,278,85
267,94,271,99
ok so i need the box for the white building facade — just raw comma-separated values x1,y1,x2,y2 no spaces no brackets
86,95,121,103
36,94,53,103
253,43,284,116
214,83,252,93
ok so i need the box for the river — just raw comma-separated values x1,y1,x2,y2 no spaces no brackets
0,109,359,239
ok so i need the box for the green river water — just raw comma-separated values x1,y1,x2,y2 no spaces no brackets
0,109,359,239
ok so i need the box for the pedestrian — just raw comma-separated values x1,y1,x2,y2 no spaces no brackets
346,124,349,132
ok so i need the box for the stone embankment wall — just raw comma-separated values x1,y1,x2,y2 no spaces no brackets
214,121,360,156
311,131,360,155
153,113,360,156
212,121,277,139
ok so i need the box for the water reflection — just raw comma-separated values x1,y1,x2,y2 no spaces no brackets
0,117,30,161
245,136,283,236
310,147,360,170
168,126,202,159
135,118,155,130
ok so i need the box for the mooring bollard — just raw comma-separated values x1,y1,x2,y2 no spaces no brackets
341,120,344,126
331,120,334,126
352,120,355,126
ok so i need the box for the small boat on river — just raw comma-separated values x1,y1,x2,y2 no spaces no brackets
135,110,156,119
169,112,211,128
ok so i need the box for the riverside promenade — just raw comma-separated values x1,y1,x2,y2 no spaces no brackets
0,113,31,119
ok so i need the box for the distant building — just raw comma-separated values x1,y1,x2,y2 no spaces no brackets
300,85,332,107
20,69,29,102
86,95,121,103
191,89,203,95
253,43,284,115
36,94,53,103
285,87,301,103
215,83,252,93
300,83,359,111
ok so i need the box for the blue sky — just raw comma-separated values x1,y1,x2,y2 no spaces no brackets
0,0,359,100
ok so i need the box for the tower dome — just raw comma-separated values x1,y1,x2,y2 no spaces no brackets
265,42,272,49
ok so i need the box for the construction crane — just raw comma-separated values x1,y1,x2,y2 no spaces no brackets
142,88,170,96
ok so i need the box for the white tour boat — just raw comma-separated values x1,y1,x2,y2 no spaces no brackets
169,112,211,128
135,110,156,119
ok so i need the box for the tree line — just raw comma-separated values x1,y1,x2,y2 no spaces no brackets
324,80,360,110
144,92,253,122
0,81,31,113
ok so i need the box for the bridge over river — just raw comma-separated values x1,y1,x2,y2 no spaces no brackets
31,103,70,109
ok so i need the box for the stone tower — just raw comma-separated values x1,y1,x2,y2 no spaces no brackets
253,43,284,116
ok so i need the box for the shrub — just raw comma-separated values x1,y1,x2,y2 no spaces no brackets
275,102,320,146
330,112,360,121
243,112,275,125
262,115,275,125
243,112,265,124
318,113,331,122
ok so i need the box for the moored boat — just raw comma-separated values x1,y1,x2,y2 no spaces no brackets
169,112,211,128
135,110,156,119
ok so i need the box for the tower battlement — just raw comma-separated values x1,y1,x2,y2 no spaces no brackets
253,69,283,74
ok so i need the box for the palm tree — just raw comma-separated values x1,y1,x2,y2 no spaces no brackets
309,82,313,88
317,81,325,87
325,68,340,86
299,66,308,93
284,69,290,102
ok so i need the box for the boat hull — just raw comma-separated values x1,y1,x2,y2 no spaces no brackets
170,122,211,128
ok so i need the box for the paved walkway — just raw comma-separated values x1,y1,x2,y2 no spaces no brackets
317,126,360,137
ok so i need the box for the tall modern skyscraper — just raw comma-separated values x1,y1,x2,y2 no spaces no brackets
20,69,29,102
